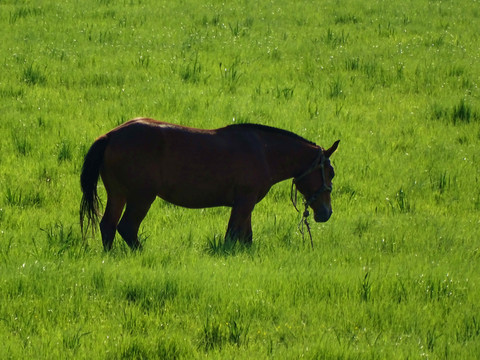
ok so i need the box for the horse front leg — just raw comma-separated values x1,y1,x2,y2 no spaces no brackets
225,199,255,245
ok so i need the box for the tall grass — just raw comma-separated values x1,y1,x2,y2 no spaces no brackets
0,0,479,358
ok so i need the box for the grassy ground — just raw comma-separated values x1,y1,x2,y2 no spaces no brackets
1,0,479,358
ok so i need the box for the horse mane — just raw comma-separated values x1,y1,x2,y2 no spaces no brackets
226,123,317,146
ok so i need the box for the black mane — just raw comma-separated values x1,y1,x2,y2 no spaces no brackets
226,123,317,146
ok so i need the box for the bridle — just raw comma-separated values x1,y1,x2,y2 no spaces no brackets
290,148,332,211
290,148,332,248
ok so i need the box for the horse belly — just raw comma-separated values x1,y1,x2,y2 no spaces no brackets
159,191,233,209
155,171,237,209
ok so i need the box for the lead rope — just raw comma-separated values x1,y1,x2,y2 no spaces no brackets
290,149,327,250
291,179,314,250
299,204,314,249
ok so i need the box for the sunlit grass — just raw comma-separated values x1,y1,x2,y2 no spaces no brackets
0,0,479,358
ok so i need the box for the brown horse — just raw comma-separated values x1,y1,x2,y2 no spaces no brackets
80,118,339,251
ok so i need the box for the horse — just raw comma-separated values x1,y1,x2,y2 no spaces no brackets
80,118,339,251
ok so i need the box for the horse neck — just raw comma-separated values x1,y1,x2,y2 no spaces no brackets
264,136,320,184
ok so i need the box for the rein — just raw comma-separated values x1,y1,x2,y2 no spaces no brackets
290,148,331,249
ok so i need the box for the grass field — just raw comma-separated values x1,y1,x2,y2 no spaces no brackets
1,0,480,358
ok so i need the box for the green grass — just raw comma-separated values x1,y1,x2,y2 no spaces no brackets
1,0,480,358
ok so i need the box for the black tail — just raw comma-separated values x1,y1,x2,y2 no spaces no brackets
80,135,109,237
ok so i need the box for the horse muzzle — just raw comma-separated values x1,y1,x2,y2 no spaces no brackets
314,206,332,223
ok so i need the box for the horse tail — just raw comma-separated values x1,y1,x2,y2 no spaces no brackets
80,135,109,237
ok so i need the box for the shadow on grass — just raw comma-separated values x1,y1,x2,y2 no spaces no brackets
95,230,150,258
203,234,254,257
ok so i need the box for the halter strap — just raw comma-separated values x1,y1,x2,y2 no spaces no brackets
293,148,324,183
289,148,331,249
290,148,330,211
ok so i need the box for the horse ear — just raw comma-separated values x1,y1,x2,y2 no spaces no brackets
324,140,340,158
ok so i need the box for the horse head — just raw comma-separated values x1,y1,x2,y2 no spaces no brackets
293,140,339,223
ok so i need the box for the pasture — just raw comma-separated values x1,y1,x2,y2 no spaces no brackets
1,0,479,358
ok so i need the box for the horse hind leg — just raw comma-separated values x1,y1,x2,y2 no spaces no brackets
117,195,155,250
100,195,126,251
